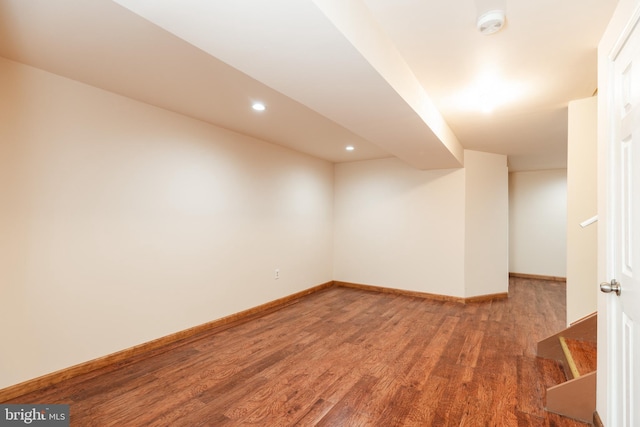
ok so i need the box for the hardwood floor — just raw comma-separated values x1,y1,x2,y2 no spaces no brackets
4,278,590,426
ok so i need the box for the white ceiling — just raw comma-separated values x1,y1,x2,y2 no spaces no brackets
0,0,618,171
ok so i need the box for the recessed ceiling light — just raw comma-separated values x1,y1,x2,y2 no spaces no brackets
345,145,355,151
252,102,266,111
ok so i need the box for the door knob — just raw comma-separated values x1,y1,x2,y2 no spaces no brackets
600,279,621,296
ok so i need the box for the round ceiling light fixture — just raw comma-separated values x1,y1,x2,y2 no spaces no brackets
477,9,505,35
252,102,266,111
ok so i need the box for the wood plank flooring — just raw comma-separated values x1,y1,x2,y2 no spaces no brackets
4,278,590,426
564,338,597,377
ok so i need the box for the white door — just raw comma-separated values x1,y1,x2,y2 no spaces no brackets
600,3,640,425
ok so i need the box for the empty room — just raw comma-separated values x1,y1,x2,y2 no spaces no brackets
1,0,638,426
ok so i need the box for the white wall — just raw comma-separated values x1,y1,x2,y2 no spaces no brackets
509,169,567,277
0,57,334,389
465,151,509,297
566,96,598,324
333,150,508,298
333,158,467,297
0,56,512,390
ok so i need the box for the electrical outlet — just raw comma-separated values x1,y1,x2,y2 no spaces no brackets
275,269,280,279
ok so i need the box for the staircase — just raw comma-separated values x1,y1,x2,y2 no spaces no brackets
537,312,597,423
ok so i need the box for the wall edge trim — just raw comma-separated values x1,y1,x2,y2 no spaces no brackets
334,281,507,304
0,281,334,402
509,272,567,282
1,279,511,401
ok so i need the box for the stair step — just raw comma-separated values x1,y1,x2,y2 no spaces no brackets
561,337,597,378
537,313,597,423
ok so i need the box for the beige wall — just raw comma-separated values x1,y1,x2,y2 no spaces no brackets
0,55,511,390
566,96,598,324
509,169,567,277
333,157,467,296
0,57,334,389
333,150,508,298
465,151,509,297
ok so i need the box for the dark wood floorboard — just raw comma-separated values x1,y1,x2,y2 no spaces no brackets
4,277,590,426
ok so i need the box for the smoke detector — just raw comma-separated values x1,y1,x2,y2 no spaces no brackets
477,9,506,35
